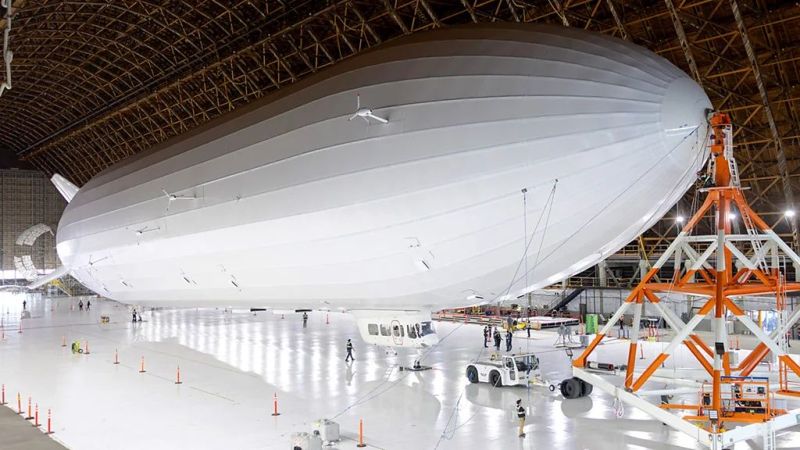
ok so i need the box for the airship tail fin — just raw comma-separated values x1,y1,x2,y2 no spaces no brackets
27,265,69,289
51,174,79,203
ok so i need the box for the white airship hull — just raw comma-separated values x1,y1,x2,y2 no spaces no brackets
56,24,711,311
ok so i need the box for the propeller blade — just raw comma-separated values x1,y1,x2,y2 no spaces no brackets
369,114,388,124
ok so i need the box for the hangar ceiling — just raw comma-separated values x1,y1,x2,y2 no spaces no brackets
0,0,798,256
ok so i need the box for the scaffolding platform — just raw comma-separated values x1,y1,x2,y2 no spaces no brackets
571,112,800,450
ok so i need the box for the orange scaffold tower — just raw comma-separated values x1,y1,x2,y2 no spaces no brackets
570,112,800,449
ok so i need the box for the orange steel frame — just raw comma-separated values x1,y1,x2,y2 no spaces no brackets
573,112,800,429
679,377,783,425
778,359,800,398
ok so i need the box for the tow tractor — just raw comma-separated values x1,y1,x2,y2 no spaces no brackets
465,352,595,398
465,353,541,387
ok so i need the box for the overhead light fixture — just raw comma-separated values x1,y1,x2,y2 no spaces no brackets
729,213,737,220
676,215,685,223
785,210,796,218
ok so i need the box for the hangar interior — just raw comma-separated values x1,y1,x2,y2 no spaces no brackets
1,1,800,450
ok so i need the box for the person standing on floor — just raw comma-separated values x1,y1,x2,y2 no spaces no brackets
302,312,308,326
22,300,26,310
493,329,502,351
78,300,84,311
526,321,531,338
483,325,489,348
86,300,91,310
506,329,513,352
345,339,354,362
515,398,527,437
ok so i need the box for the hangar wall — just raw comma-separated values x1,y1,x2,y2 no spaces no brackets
0,169,65,282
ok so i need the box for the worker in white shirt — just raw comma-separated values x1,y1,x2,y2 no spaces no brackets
515,398,527,437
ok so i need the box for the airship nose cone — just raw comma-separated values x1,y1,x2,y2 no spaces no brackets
661,76,713,143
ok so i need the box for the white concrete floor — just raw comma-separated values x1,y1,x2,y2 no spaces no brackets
1,292,800,450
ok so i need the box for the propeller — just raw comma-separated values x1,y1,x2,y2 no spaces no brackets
162,189,195,201
162,189,195,212
348,93,388,124
134,226,160,236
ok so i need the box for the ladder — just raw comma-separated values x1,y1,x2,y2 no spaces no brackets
720,121,768,273
720,123,740,187
740,202,770,273
778,273,789,353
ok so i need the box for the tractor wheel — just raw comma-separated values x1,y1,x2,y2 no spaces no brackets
490,371,503,387
562,377,581,399
580,379,593,396
466,366,479,383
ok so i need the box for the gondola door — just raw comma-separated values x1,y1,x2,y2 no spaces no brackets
391,320,403,346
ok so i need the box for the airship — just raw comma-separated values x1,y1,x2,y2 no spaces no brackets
43,24,711,348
